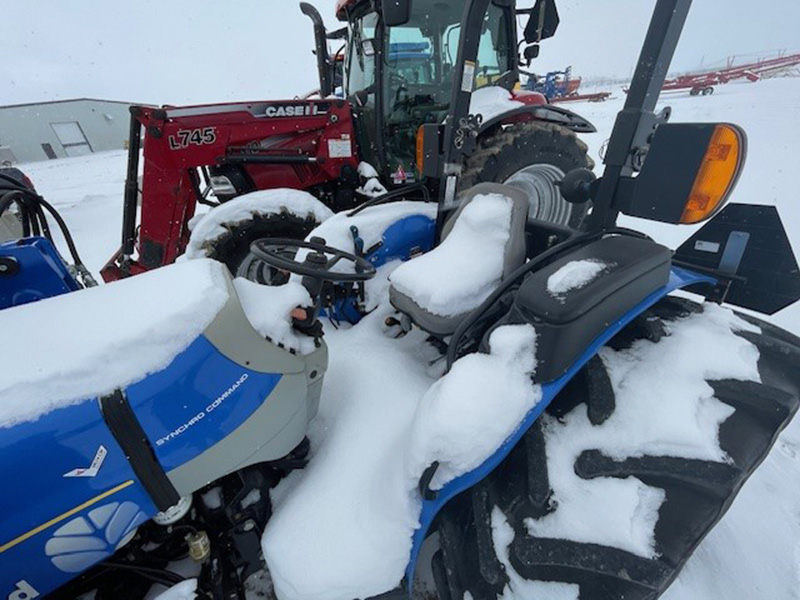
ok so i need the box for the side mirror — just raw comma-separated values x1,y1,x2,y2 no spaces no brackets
623,123,747,224
522,44,540,66
382,0,411,27
524,0,560,43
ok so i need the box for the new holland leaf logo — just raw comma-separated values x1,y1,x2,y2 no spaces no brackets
63,446,107,478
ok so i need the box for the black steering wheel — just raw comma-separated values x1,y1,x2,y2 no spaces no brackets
250,237,377,283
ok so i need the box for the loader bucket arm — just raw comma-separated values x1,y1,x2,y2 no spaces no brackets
101,99,359,282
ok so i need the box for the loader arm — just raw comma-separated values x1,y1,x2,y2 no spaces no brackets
102,101,359,282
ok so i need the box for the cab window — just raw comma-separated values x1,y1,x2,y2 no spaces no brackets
345,12,379,97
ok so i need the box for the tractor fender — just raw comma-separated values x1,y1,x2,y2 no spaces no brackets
404,265,715,592
478,103,597,136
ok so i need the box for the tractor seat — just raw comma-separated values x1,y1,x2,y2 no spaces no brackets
388,183,529,336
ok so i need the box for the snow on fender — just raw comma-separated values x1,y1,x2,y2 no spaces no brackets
261,322,542,600
469,86,524,123
183,189,335,260
406,324,542,489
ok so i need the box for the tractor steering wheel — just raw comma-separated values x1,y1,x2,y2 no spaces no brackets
250,237,377,283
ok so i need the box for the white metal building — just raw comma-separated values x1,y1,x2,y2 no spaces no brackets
0,98,139,164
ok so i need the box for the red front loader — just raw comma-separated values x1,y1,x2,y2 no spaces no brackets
102,98,362,281
102,0,597,283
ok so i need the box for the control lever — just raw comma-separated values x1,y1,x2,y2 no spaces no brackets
350,226,367,301
294,237,328,338
559,168,598,205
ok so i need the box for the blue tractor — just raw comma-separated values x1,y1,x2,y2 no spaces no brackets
2,1,800,599
525,67,579,100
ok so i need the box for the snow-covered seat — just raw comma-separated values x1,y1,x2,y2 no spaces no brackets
388,183,529,336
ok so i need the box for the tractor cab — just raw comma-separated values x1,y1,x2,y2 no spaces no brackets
336,0,519,181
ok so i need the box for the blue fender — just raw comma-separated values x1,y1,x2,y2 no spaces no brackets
404,266,716,590
367,214,436,267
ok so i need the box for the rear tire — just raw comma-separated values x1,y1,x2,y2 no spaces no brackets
432,297,800,599
461,122,594,230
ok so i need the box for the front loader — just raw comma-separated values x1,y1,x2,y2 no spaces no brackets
101,0,596,283
2,1,800,599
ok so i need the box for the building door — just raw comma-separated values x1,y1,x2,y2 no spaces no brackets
51,122,93,157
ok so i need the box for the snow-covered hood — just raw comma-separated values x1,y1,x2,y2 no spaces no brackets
0,259,230,429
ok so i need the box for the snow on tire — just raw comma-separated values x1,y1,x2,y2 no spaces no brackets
183,189,334,284
432,297,800,600
206,211,319,285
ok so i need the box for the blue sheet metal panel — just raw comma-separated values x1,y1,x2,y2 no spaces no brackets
0,333,284,597
128,335,282,471
326,214,436,323
368,214,436,267
0,237,79,309
0,398,156,598
405,267,716,589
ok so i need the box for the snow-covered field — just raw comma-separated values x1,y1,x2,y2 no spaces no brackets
13,76,800,599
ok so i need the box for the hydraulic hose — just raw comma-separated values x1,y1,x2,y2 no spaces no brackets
101,561,186,587
0,174,97,287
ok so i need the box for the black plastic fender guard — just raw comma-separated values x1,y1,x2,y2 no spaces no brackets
478,103,597,135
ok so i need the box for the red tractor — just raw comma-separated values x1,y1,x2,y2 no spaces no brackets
102,0,596,283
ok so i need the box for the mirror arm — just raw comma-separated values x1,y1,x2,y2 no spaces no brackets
327,27,348,40
585,0,693,232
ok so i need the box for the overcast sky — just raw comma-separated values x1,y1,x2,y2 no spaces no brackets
2,0,798,106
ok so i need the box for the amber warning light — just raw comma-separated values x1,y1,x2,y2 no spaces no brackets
681,124,745,224
622,122,747,226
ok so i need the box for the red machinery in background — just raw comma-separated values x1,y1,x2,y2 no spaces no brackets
100,0,597,284
524,67,612,103
661,51,800,95
101,99,362,281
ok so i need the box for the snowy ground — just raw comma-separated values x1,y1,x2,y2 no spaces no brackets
14,76,800,599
